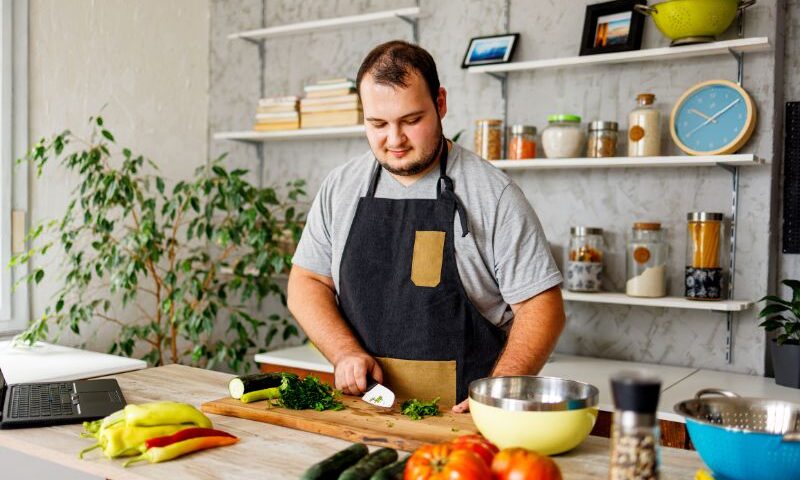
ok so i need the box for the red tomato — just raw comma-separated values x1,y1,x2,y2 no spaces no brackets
449,434,499,467
405,443,493,480
491,448,562,480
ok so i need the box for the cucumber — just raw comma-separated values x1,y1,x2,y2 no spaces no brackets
301,443,369,480
240,387,281,403
369,456,409,480
228,372,287,399
339,448,398,480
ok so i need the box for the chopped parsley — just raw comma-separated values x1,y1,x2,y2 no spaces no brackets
274,374,344,411
401,397,441,420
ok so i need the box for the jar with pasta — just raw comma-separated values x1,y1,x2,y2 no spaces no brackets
566,226,604,292
685,212,725,300
474,119,503,160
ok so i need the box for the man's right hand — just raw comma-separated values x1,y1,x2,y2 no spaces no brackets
334,351,383,396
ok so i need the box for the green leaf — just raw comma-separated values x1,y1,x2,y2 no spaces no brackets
156,177,165,194
34,269,44,284
101,129,115,142
759,304,791,318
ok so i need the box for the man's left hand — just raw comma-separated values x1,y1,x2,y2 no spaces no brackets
451,398,469,413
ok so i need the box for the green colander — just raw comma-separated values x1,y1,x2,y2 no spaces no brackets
634,0,756,46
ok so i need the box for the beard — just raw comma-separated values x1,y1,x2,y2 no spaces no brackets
376,124,443,177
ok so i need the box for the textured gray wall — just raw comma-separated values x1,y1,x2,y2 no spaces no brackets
211,1,781,374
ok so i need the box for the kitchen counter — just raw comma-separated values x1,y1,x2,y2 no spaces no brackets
0,364,706,479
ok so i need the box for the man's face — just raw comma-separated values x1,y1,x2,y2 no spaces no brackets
360,71,447,176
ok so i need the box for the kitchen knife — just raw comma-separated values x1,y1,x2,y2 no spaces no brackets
362,376,395,408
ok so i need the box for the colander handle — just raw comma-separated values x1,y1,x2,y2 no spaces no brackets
695,388,740,399
633,4,656,16
783,432,800,443
738,0,756,11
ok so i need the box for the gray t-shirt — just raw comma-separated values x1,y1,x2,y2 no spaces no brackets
292,143,563,329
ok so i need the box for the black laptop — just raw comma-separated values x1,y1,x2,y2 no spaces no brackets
0,367,126,428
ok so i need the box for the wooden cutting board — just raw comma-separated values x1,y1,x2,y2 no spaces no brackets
201,395,478,451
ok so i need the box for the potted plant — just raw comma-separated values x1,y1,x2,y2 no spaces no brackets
759,279,800,388
11,116,307,373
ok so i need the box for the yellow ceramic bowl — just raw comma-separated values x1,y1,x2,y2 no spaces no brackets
469,376,599,455
634,0,755,45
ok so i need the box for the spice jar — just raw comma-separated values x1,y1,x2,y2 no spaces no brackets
566,226,604,292
507,125,537,160
542,114,585,158
626,222,667,298
628,93,661,157
685,212,724,300
474,119,503,160
587,121,619,158
609,371,662,480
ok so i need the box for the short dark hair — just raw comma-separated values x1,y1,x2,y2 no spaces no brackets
356,40,440,106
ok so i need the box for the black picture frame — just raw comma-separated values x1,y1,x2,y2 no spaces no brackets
461,33,520,69
579,0,646,56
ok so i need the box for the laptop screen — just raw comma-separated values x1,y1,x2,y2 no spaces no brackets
0,368,5,420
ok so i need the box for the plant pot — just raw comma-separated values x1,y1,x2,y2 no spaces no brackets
769,339,800,389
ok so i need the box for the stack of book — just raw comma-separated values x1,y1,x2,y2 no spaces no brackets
253,96,299,131
300,78,363,129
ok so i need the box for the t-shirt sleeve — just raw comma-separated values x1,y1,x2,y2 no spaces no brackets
493,182,563,305
291,177,334,278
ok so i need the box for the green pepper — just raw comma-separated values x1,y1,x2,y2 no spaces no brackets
123,434,238,467
123,401,212,428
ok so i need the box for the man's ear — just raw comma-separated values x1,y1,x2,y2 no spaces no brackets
437,87,447,119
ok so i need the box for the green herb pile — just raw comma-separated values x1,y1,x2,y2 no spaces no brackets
400,397,440,420
276,374,344,411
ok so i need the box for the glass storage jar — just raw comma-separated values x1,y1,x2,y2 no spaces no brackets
609,372,662,480
587,121,619,158
685,212,725,300
542,114,585,158
628,93,661,157
626,222,667,298
566,226,604,292
507,124,537,160
474,119,503,160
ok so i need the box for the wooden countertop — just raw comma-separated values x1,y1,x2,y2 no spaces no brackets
0,364,705,479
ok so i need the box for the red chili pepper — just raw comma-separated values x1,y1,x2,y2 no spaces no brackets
124,435,238,467
144,427,236,449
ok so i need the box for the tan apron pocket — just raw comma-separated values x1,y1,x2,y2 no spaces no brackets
376,357,457,407
411,231,446,287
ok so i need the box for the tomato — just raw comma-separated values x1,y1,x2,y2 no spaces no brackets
491,448,562,480
405,443,493,480
449,434,499,467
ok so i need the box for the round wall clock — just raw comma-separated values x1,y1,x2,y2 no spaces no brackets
670,79,757,156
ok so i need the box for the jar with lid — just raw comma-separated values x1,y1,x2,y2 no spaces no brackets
626,222,667,298
609,371,662,480
474,119,503,160
566,226,604,292
628,93,661,157
542,114,585,158
685,212,725,300
507,125,537,160
587,121,619,158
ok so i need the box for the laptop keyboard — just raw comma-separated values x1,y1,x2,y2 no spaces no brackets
9,383,75,419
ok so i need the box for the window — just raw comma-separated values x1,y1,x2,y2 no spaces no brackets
0,0,28,334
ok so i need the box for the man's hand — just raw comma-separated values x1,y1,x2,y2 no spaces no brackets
334,351,384,396
452,398,470,413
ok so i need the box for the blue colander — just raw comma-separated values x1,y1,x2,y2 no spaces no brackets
674,389,800,480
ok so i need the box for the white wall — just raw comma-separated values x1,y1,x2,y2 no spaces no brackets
27,0,210,351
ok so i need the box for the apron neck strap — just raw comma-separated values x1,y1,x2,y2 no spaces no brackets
366,136,449,199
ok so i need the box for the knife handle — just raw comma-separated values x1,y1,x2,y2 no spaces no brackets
365,375,379,391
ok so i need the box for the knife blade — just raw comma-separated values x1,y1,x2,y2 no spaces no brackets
361,376,395,408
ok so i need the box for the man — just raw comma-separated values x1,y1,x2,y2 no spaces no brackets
287,40,565,413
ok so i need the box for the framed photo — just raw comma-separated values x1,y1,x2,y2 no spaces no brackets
461,33,520,68
579,0,646,56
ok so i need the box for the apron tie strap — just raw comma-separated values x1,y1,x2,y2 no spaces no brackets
439,177,470,238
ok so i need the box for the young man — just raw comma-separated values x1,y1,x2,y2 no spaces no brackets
287,40,564,412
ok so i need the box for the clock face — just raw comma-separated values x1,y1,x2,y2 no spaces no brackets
672,82,754,155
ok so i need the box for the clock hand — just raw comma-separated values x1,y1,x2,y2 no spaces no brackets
689,108,716,123
686,98,741,138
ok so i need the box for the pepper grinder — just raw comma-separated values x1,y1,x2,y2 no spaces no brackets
609,371,662,480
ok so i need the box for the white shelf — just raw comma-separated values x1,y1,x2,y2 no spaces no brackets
228,7,420,41
490,154,763,170
562,290,753,312
468,37,770,75
214,125,365,143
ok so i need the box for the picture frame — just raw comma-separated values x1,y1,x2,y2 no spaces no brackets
461,33,520,69
579,0,646,56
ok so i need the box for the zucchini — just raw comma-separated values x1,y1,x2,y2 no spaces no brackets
369,456,409,480
240,387,281,403
339,448,398,480
228,372,287,400
301,443,369,480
